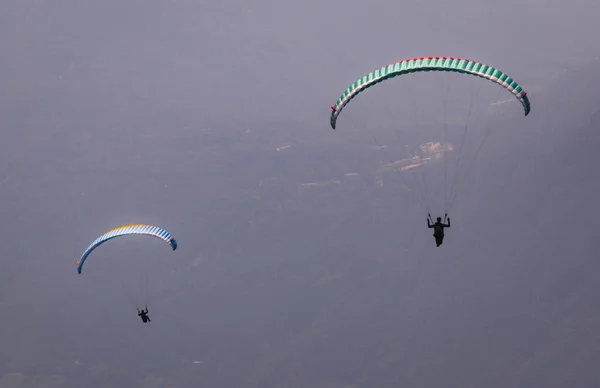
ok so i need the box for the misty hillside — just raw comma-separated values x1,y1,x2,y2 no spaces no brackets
2,1,600,387
1,51,600,387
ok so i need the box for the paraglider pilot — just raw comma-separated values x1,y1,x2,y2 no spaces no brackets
427,213,450,247
137,306,151,323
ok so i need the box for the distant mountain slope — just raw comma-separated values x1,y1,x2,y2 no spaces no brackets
2,47,599,388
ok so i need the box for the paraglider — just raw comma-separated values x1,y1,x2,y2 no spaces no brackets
427,214,450,247
329,56,531,245
137,306,151,323
76,224,178,321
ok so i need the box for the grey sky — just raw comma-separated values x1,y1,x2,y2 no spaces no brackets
1,0,599,386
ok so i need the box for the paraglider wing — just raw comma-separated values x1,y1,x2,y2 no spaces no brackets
76,224,177,274
329,56,531,129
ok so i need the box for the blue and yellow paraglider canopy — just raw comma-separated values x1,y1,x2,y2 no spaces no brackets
76,224,177,274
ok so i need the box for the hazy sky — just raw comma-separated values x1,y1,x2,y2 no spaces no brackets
1,1,599,387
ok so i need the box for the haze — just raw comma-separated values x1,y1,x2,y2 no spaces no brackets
1,0,599,387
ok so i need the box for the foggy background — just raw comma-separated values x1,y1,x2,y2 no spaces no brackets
1,0,599,386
